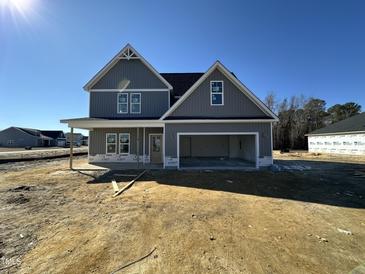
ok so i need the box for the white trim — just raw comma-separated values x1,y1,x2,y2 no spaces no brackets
210,80,224,106
119,133,130,155
106,133,117,154
61,119,165,129
83,44,173,91
160,61,278,121
143,127,146,164
149,133,164,164
89,89,170,92
270,122,274,165
117,93,128,114
176,132,259,169
163,127,166,168
130,93,141,114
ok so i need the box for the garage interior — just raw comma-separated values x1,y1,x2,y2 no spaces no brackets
179,134,257,169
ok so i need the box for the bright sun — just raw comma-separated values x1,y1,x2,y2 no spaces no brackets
0,0,34,15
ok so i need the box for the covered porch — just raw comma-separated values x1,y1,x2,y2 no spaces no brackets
60,118,165,170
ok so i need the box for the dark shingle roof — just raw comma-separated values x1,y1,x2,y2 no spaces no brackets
40,130,65,139
160,72,204,98
308,112,365,135
16,127,41,137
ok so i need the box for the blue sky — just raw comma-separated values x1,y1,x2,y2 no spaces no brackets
0,0,364,135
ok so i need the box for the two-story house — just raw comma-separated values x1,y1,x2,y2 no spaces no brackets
61,44,278,169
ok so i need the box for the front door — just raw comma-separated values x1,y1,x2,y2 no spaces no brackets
150,134,163,164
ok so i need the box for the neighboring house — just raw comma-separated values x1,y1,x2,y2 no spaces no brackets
0,127,65,147
65,133,84,146
40,130,66,147
61,44,278,169
82,135,88,146
307,112,365,155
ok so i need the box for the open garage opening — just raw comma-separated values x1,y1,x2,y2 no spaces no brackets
177,133,258,169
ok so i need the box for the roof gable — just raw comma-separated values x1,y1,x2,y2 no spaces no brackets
160,61,278,120
84,44,173,91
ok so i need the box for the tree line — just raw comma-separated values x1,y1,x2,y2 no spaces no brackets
264,92,362,150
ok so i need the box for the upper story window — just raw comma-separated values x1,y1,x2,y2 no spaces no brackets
118,93,128,114
130,93,141,114
210,81,224,106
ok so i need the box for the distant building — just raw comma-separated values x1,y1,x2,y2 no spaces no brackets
307,113,365,155
65,132,86,146
0,127,65,148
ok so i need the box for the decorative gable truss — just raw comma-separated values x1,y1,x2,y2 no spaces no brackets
120,47,138,60
84,44,173,91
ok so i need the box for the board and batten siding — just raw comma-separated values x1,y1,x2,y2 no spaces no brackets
91,59,169,90
89,127,163,157
168,68,269,118
89,91,169,118
164,122,272,167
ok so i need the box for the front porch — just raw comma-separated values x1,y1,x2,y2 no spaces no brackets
60,118,165,169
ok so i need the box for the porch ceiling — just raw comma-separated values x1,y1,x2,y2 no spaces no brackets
60,117,164,129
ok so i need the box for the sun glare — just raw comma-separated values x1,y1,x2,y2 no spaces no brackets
0,0,36,21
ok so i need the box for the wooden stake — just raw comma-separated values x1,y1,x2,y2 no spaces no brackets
111,180,119,193
113,170,146,197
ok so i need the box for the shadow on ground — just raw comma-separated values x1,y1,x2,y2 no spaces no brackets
87,159,365,209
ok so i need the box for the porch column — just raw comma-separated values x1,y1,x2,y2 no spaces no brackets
69,127,74,169
137,127,140,168
143,127,146,164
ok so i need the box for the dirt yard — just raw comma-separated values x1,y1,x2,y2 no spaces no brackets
0,155,365,274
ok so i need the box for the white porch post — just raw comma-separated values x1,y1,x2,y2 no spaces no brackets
69,127,74,169
137,127,140,168
143,127,146,164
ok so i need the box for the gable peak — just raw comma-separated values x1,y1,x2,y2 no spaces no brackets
118,44,139,60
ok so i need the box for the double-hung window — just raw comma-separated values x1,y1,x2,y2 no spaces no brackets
210,81,224,106
118,93,128,114
106,133,117,154
119,133,130,155
130,93,141,114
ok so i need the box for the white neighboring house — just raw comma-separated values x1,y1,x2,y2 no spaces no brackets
65,133,84,146
307,112,365,155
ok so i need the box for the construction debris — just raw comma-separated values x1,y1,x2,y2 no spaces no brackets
111,180,119,193
337,228,352,235
111,246,156,273
113,170,147,197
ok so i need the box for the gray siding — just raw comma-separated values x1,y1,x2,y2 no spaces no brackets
89,91,169,118
89,127,163,156
91,59,168,89
0,127,40,147
169,68,268,118
165,123,272,158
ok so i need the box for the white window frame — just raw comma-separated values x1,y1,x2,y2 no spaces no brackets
210,80,224,106
117,93,128,114
105,133,117,154
119,133,130,155
130,93,141,114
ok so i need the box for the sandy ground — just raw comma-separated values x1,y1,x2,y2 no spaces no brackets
273,150,365,164
0,147,88,161
0,156,365,273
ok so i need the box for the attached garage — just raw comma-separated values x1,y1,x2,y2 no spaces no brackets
177,132,258,169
